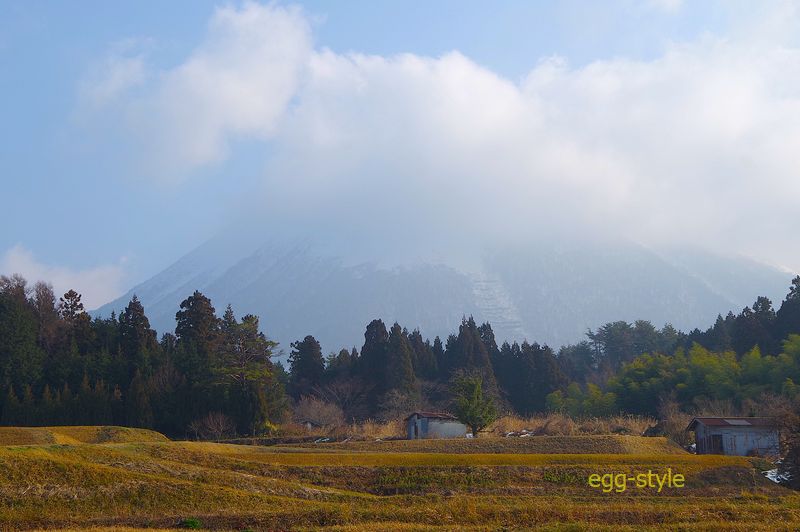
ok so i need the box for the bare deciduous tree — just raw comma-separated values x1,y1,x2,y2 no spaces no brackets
188,411,236,440
293,396,345,428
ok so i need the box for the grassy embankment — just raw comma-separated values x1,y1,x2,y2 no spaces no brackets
0,427,796,530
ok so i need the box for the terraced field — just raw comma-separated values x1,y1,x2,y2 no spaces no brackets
0,433,796,530
0,426,169,445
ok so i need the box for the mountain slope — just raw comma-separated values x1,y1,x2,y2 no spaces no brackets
95,237,792,353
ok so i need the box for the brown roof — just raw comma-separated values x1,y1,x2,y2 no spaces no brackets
686,417,776,431
405,411,458,421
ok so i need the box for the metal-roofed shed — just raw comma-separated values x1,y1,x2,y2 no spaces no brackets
686,417,779,456
405,411,467,439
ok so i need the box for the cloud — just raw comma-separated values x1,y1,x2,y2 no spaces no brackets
1,245,127,309
79,39,151,109
127,2,310,179
81,2,800,272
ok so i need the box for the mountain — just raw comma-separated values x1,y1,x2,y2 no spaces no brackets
94,235,793,355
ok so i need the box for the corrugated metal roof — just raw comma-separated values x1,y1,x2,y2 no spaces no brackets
686,417,776,431
405,411,458,421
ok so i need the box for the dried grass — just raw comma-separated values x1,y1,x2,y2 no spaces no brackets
488,413,656,437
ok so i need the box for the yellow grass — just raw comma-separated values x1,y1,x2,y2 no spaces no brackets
0,432,795,530
489,413,657,436
0,426,169,446
279,434,686,455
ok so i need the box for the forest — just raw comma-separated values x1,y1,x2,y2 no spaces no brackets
0,272,799,438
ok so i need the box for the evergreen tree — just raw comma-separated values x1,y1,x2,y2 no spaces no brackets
40,384,55,425
0,289,44,392
776,276,800,343
126,370,153,428
451,375,496,437
288,335,325,399
59,383,74,424
432,336,445,376
359,319,389,382
407,329,437,378
216,311,283,434
1,386,21,426
118,296,157,379
442,317,497,393
385,323,416,396
515,342,567,414
732,301,775,356
110,385,125,425
557,341,595,383
174,292,221,383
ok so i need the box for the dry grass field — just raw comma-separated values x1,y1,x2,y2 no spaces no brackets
275,434,686,455
0,427,796,530
0,426,169,446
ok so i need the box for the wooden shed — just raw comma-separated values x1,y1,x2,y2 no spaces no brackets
687,417,779,456
405,411,467,439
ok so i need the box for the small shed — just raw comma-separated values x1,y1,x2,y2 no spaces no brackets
405,411,467,439
687,417,779,456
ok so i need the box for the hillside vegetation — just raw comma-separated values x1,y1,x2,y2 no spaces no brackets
0,436,796,530
0,426,168,446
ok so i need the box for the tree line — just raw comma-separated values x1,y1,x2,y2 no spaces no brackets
0,272,798,436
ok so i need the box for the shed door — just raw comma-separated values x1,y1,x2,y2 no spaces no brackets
711,434,724,454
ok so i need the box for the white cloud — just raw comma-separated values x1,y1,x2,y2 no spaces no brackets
79,38,151,109
130,2,311,178
81,1,800,272
1,245,127,309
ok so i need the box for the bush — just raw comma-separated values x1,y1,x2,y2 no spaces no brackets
489,413,655,437
188,412,236,440
180,517,202,529
293,396,345,429
658,399,693,447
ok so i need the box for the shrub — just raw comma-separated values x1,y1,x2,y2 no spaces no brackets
188,412,236,440
293,396,345,430
180,517,202,529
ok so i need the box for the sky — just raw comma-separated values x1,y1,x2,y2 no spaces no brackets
2,0,800,309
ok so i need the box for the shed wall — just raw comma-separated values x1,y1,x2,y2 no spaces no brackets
694,424,779,456
406,415,467,439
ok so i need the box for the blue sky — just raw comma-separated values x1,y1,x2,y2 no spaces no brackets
2,1,799,308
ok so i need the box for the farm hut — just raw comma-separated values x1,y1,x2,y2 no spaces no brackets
405,412,468,439
298,419,323,431
687,417,779,456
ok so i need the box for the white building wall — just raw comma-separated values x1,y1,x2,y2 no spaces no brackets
695,425,779,456
426,419,468,439
406,415,467,439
